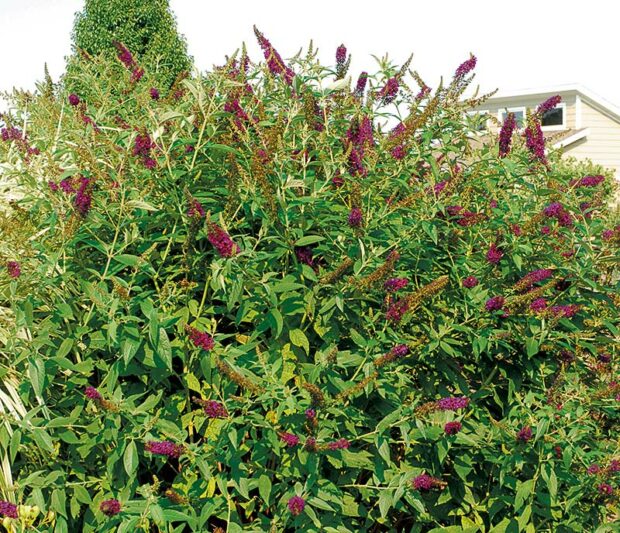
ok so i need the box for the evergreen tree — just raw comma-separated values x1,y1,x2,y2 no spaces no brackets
70,0,192,89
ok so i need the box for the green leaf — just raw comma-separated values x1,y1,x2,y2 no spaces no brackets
289,329,309,354
126,200,158,211
525,337,539,357
57,338,74,359
295,235,325,246
514,478,535,511
157,327,173,371
114,254,142,267
123,441,138,476
205,143,240,155
257,475,272,504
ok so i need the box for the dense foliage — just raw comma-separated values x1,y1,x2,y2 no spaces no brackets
70,0,192,90
0,29,619,532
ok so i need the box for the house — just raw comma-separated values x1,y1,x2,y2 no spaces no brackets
471,85,620,179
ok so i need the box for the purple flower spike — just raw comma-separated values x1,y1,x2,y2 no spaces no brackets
348,207,363,227
412,474,434,491
145,440,184,458
100,499,121,516
444,421,462,435
6,261,21,279
0,501,18,519
516,426,533,443
288,495,305,516
436,396,469,411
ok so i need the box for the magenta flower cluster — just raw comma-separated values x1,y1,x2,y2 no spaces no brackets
412,473,435,491
254,26,295,85
524,120,547,165
575,174,604,188
145,440,184,458
327,438,350,450
462,276,478,288
1,125,40,157
344,116,374,176
207,223,239,257
203,400,227,418
68,93,80,106
348,207,363,227
486,243,503,264
485,295,505,312
113,42,143,83
133,133,156,169
454,55,477,79
280,432,300,447
187,198,205,219
336,44,347,65
354,72,368,98
550,304,579,318
436,396,469,411
6,261,20,279
543,202,573,227
187,326,214,352
386,298,409,323
390,344,409,358
498,112,517,158
378,77,399,104
384,277,408,292
74,176,92,217
85,386,102,401
516,426,533,443
515,268,553,291
100,499,121,517
444,421,462,435
536,95,562,115
288,495,305,516
295,246,315,268
530,298,548,313
0,500,18,519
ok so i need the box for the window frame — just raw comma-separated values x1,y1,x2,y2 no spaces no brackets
540,102,567,131
498,107,526,130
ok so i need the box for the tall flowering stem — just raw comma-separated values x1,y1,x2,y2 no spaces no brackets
454,54,477,79
253,26,295,85
354,250,400,290
207,223,239,258
498,112,517,158
377,77,399,104
145,440,185,458
536,95,562,116
524,114,548,166
353,72,368,98
335,44,350,79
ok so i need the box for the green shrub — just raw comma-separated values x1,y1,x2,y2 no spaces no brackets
0,32,619,532
69,0,192,90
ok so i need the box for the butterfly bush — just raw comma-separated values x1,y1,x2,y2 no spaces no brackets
0,30,618,533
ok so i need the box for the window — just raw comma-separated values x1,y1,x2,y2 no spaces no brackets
541,103,566,129
499,107,526,128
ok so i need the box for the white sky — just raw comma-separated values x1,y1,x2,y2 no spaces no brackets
0,0,619,109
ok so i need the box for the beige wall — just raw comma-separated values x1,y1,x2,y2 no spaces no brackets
563,99,620,178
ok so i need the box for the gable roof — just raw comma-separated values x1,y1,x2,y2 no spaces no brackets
483,84,620,125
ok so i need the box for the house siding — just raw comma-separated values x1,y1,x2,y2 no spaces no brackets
562,100,620,178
